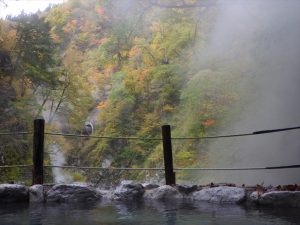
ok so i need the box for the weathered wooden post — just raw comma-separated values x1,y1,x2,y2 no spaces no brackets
162,125,176,185
32,118,45,185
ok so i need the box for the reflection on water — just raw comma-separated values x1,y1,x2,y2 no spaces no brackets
0,201,299,225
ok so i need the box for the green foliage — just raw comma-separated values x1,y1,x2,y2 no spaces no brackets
178,69,240,136
149,64,183,113
13,13,59,89
71,171,86,182
0,1,244,184
47,6,70,27
0,76,32,183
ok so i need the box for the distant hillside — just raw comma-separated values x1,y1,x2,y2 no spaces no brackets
0,0,243,183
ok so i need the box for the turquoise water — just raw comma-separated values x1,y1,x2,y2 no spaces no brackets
0,201,299,225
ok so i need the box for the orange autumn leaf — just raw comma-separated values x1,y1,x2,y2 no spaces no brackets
71,19,78,25
96,101,108,109
129,45,141,58
62,26,71,33
105,64,118,74
51,33,61,43
202,119,216,128
139,68,151,82
95,7,105,16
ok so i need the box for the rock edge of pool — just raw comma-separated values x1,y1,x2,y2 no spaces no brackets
0,182,300,208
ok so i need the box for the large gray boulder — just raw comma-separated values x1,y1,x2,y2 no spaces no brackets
143,185,183,201
250,191,300,207
112,181,145,201
0,184,28,203
142,183,160,190
29,185,44,203
192,186,245,204
46,183,101,203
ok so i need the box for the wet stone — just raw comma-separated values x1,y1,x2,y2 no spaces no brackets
192,186,246,204
176,184,198,195
250,191,300,207
0,184,28,203
46,184,101,203
112,181,145,201
29,184,44,203
142,183,160,190
143,185,183,201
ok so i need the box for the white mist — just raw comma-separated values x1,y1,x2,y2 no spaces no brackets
193,0,300,185
48,143,73,183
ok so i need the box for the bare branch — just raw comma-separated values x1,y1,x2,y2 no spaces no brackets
48,75,70,123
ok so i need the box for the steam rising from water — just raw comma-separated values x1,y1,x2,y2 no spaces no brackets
48,143,72,183
195,0,300,185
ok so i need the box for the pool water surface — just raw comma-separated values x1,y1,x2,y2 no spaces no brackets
0,201,299,225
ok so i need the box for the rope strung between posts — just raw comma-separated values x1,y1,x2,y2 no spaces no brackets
0,131,32,136
172,126,300,140
44,132,162,140
43,126,300,140
0,126,299,139
1,164,299,170
174,164,300,171
38,164,300,171
43,165,165,170
0,164,33,168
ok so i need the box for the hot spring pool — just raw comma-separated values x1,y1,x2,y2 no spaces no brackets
0,201,299,225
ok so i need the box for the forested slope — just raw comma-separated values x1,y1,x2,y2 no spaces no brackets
0,0,245,183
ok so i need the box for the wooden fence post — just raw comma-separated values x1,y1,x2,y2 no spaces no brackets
162,125,176,185
32,118,45,185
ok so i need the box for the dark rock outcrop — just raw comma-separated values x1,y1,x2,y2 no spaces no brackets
1,182,299,208
176,184,198,195
46,184,101,203
29,185,44,203
192,186,246,204
144,185,182,201
0,184,28,203
250,191,300,207
142,183,160,190
112,181,145,201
